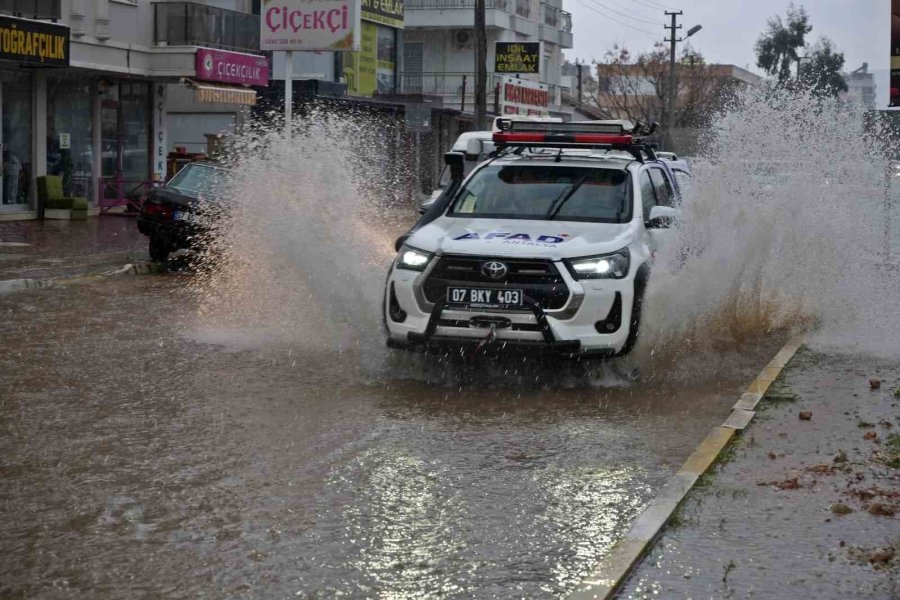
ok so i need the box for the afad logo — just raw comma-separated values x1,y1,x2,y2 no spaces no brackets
453,231,569,246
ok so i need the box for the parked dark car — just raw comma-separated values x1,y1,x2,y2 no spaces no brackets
137,163,228,261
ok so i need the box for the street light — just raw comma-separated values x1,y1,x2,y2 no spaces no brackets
686,24,702,38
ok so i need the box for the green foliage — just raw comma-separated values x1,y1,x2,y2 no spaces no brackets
755,4,811,83
798,37,848,98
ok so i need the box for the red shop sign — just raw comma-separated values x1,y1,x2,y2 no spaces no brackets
195,48,269,87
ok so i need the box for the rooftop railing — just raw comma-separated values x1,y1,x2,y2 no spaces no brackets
541,3,572,32
0,0,61,20
405,0,509,10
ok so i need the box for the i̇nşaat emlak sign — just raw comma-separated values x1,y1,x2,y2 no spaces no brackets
260,0,362,52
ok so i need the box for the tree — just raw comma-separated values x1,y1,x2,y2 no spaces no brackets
592,44,738,129
798,37,848,98
755,4,811,83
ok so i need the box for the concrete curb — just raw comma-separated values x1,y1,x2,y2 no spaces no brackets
0,262,165,295
566,334,806,600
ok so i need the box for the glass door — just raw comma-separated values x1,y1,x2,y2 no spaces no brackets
1,72,33,211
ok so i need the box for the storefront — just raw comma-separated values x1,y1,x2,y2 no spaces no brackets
0,15,69,216
342,0,403,97
167,48,266,156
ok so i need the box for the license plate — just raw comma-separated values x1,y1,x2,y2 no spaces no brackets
446,287,523,308
173,210,211,226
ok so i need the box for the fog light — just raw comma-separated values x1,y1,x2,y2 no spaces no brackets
594,292,622,334
388,282,407,323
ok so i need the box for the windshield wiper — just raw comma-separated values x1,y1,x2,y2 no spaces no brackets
546,175,588,219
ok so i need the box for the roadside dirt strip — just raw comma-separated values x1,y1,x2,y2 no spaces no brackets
0,262,165,294
566,334,806,600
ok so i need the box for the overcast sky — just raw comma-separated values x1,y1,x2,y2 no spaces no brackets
564,0,890,106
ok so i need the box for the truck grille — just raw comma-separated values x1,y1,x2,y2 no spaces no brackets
423,255,570,310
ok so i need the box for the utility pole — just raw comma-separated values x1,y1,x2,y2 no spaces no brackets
576,59,583,107
474,0,487,130
664,11,682,149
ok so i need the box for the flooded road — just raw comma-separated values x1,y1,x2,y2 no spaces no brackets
0,275,775,598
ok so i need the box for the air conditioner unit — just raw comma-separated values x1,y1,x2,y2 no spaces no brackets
453,30,472,48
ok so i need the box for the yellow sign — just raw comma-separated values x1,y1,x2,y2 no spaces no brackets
495,42,540,74
0,15,69,66
343,21,377,96
361,0,404,29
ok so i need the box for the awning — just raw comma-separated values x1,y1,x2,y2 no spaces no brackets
181,78,257,106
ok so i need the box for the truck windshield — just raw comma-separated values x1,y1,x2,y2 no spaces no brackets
448,164,631,222
167,164,226,197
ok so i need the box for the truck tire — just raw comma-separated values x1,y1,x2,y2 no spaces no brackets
148,235,169,262
616,264,650,356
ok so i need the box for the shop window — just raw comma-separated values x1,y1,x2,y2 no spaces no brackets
1,72,32,207
47,77,94,202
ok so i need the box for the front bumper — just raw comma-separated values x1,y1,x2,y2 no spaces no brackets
385,257,636,356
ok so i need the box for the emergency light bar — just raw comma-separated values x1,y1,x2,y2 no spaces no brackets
491,118,658,162
495,118,629,135
492,131,634,145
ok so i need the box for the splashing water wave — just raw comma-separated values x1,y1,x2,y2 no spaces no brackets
190,92,900,383
640,89,900,368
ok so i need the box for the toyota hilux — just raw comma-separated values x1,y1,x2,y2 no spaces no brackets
384,120,682,357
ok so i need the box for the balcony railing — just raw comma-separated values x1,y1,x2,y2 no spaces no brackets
514,0,530,18
0,0,60,20
541,3,572,32
153,2,260,54
405,0,509,10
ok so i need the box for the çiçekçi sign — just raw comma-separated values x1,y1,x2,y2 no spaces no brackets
261,0,362,52
0,15,69,67
196,48,269,87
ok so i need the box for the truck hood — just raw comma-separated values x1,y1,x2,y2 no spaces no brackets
407,217,637,260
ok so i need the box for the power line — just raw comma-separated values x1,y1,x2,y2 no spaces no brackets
602,0,671,20
574,0,660,37
631,0,669,10
625,0,678,11
581,0,665,25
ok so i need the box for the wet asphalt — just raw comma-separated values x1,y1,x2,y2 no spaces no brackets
0,275,774,598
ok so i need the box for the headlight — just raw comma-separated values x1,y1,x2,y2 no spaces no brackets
564,248,630,280
395,246,433,271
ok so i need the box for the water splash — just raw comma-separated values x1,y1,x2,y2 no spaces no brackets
189,107,411,371
640,87,900,366
189,92,900,386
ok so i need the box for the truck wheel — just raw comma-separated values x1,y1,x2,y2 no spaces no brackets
616,266,649,357
148,236,169,262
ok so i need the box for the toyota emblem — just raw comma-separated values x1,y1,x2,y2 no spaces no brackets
481,261,508,280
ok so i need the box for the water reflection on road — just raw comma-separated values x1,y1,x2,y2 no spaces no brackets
0,276,766,598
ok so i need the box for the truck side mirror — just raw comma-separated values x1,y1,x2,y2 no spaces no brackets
445,152,465,181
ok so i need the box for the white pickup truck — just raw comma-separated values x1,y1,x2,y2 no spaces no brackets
385,119,686,358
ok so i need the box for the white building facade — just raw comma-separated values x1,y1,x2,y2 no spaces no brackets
402,0,573,118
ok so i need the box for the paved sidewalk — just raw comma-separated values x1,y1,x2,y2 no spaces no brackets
0,217,148,281
617,349,899,599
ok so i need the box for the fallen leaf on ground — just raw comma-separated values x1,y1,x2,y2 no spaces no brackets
767,452,777,460
807,464,833,474
864,431,878,441
834,450,848,463
868,548,895,564
869,379,881,390
777,478,800,490
799,411,812,421
867,503,896,517
831,503,853,515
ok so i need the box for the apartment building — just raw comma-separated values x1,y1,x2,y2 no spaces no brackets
401,0,573,118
